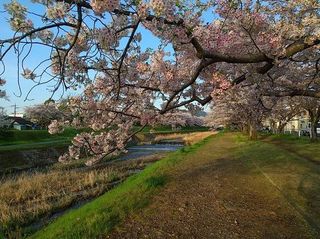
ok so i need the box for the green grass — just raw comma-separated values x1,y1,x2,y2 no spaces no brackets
262,133,320,163
236,135,320,235
28,136,211,239
265,133,312,142
0,128,79,145
16,132,320,238
0,128,80,172
0,126,208,151
0,139,71,152
0,128,86,153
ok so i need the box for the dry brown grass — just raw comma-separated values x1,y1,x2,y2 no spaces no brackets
0,167,122,234
0,131,211,238
0,152,167,238
154,131,216,145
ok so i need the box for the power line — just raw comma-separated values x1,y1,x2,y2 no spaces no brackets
10,104,20,117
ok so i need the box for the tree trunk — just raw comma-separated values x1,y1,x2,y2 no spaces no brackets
241,124,249,134
308,108,320,141
277,123,286,134
269,120,277,134
249,124,258,140
310,120,318,141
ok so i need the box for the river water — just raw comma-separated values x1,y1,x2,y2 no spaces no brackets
23,142,184,234
119,143,184,160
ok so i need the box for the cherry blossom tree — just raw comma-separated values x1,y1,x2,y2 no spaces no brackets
158,111,203,129
299,97,320,140
25,101,72,128
0,0,319,164
207,84,269,139
0,78,7,99
0,107,8,128
266,97,303,134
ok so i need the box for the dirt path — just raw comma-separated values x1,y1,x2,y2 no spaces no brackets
107,134,317,239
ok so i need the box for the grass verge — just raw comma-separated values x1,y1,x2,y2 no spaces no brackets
261,134,320,163
0,167,122,238
0,128,79,145
11,131,320,238
0,153,167,239
28,136,212,239
239,137,320,236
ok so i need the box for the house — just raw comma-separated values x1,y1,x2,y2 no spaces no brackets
264,111,320,136
283,115,310,134
6,117,34,130
283,111,320,136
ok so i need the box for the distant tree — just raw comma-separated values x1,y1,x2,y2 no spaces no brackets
299,97,320,140
1,0,319,164
267,97,303,134
0,78,7,100
206,85,269,139
159,112,204,129
0,107,9,128
25,102,71,128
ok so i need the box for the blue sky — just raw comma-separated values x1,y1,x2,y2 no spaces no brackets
0,1,215,114
0,1,54,113
0,1,163,114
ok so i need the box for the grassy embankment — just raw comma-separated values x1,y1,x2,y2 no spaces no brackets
0,166,121,238
262,133,320,163
28,132,320,238
153,131,214,145
0,131,212,238
0,128,80,151
0,126,208,172
0,128,81,172
28,141,211,239
0,154,164,239
0,126,209,151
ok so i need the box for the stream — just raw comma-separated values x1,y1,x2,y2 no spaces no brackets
0,142,183,174
119,143,183,160
19,142,183,235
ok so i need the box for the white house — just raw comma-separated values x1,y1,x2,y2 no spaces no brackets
0,116,34,130
264,111,320,136
283,115,310,134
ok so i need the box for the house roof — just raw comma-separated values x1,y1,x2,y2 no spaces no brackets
6,116,34,126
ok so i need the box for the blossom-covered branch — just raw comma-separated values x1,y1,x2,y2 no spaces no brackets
1,0,319,164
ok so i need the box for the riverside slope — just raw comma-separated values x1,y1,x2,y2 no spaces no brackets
31,133,320,238
109,133,320,239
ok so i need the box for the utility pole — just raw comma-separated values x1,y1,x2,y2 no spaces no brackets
10,104,19,117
